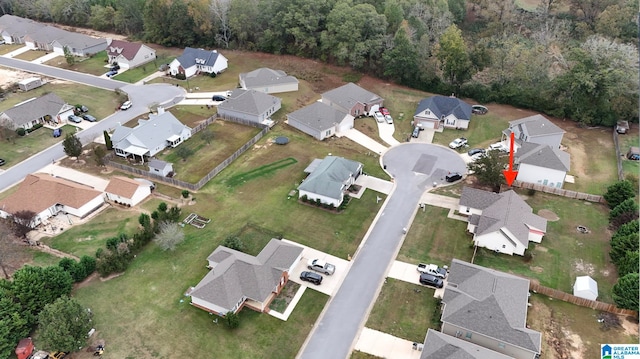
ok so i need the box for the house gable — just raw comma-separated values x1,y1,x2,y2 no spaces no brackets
321,83,383,115
421,329,513,359
218,89,281,118
111,112,192,158
287,101,352,139
414,96,472,122
297,156,362,205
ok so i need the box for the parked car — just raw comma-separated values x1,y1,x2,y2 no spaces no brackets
76,105,89,113
488,142,508,152
106,70,118,77
120,101,132,110
419,273,444,288
110,64,120,71
0,158,5,166
307,259,335,275
53,128,62,137
380,107,390,116
82,114,96,122
467,148,485,157
212,95,227,101
449,137,468,149
417,263,448,279
445,172,462,182
412,127,420,138
384,114,393,124
373,111,385,123
300,271,323,285
68,115,83,123
0,39,5,45
472,105,488,115
616,120,629,134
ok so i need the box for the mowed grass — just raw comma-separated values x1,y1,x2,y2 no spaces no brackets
0,124,75,167
40,208,140,258
620,130,639,179
45,51,110,76
0,43,23,55
112,52,176,83
366,279,441,343
13,49,49,61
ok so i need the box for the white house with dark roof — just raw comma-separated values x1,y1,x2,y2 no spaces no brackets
515,142,570,188
502,114,565,150
104,176,151,207
321,83,383,118
106,39,156,69
413,95,472,130
287,101,354,140
169,47,228,78
239,68,299,94
217,89,281,125
0,173,104,228
298,156,362,207
440,259,541,359
0,93,74,129
190,238,303,315
420,329,514,359
111,111,191,161
24,25,106,56
458,187,547,256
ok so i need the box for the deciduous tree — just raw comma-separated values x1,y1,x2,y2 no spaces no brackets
383,25,420,86
37,296,92,353
62,133,82,159
436,24,472,91
153,221,185,251
467,150,507,191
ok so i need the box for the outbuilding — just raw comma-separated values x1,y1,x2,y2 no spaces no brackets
17,77,43,91
573,275,598,301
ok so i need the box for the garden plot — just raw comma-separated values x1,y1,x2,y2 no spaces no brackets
183,213,211,228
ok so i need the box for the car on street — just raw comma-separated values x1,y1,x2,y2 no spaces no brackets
419,273,444,288
300,271,323,285
373,111,385,123
380,107,390,116
472,105,488,114
449,137,468,149
412,127,420,138
384,114,393,124
212,95,227,101
445,172,462,182
0,158,5,166
82,114,96,122
68,115,83,123
120,101,132,110
307,259,336,275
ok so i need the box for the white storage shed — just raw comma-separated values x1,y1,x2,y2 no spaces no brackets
573,276,598,301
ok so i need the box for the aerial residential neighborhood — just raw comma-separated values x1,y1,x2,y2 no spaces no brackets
0,4,637,359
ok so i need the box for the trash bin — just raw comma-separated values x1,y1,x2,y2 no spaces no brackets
412,342,418,350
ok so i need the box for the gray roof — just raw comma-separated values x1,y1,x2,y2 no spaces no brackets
322,83,382,109
1,93,72,126
176,47,223,68
111,112,191,154
297,156,362,200
421,329,513,359
414,96,472,120
460,187,547,247
148,159,171,170
0,14,44,39
516,142,570,171
218,89,281,117
508,115,564,138
287,101,351,132
441,259,541,353
192,239,303,311
240,68,298,89
23,23,105,50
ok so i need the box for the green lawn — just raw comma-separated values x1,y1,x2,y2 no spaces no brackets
0,43,23,55
13,50,48,61
113,52,176,83
366,278,441,343
433,112,509,150
620,131,639,180
45,51,110,76
27,249,62,268
0,124,76,168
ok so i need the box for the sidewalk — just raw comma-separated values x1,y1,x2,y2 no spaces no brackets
354,327,422,359
31,52,60,64
353,174,393,196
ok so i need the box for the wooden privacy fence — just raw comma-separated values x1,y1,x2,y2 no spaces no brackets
510,180,604,203
529,282,638,317
612,129,625,180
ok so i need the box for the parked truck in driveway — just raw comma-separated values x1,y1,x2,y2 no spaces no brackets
417,263,448,279
307,259,336,275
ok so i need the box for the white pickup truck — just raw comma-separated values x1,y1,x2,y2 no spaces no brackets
417,263,448,279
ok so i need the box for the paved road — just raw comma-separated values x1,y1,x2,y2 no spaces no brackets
0,58,186,192
298,143,467,359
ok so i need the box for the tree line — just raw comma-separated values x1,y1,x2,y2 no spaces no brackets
2,0,637,125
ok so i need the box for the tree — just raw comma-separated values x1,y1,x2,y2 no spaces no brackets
0,289,30,359
222,235,244,252
10,210,37,238
383,25,420,86
88,5,115,31
224,311,239,329
617,250,639,277
609,198,639,228
37,296,92,353
604,180,636,209
103,130,112,150
62,134,82,159
467,150,508,191
200,129,214,145
175,146,193,161
612,220,639,240
63,46,75,66
93,146,106,166
610,233,639,266
138,213,151,231
612,273,639,310
436,24,472,91
153,221,185,251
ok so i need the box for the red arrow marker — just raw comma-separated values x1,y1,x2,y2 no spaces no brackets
503,132,518,186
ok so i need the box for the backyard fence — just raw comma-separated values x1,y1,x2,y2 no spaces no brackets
104,116,270,191
612,129,625,181
529,282,638,317
509,181,604,203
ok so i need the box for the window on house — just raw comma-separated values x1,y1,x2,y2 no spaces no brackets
465,332,472,339
455,330,462,338
325,130,331,136
466,207,470,213
498,343,505,349
502,244,506,248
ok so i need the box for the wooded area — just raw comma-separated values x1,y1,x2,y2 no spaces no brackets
1,0,638,125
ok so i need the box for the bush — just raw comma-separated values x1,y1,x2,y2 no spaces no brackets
181,190,190,198
604,181,636,208
222,235,244,252
209,72,217,78
612,273,639,310
609,198,639,223
224,311,240,329
16,128,26,136
300,195,308,202
175,73,186,80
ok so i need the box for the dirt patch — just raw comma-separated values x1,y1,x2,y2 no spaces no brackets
622,317,640,337
562,329,584,359
99,272,124,281
573,259,595,276
538,209,560,221
535,246,549,252
530,266,544,273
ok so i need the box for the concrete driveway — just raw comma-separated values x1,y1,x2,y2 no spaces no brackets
338,128,388,155
31,52,60,64
354,328,422,359
284,240,350,297
387,260,446,298
377,121,400,146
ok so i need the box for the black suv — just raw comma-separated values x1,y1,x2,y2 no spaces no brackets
445,172,462,182
419,273,444,288
300,271,323,285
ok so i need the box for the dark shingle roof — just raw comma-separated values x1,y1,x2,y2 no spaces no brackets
420,329,513,359
516,142,570,171
176,47,223,68
287,101,351,132
508,115,564,137
107,39,144,60
441,259,541,353
414,96,472,120
240,68,298,88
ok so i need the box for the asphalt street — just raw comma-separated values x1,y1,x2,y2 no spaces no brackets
0,58,185,192
298,143,467,359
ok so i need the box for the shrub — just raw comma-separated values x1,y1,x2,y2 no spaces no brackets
175,73,186,80
222,235,244,252
604,181,636,208
16,128,26,136
224,311,240,329
612,273,639,310
609,198,639,223
300,195,308,202
181,190,190,198
209,72,217,78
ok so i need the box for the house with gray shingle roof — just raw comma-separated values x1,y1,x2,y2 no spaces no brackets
515,142,570,188
321,83,383,118
0,14,43,44
420,329,514,359
286,101,354,140
217,89,281,125
298,156,362,207
111,111,191,161
458,187,547,256
190,238,303,315
413,95,472,130
106,39,156,69
502,114,565,150
169,47,228,78
440,259,541,359
25,25,106,56
0,93,74,130
239,68,299,94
